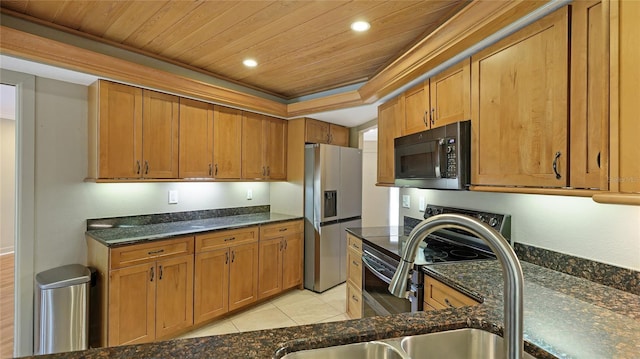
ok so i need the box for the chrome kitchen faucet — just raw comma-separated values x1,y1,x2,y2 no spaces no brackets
389,214,525,359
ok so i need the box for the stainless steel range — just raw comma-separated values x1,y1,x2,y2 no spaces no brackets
361,204,511,317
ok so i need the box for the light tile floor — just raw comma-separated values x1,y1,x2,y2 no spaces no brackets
180,283,348,339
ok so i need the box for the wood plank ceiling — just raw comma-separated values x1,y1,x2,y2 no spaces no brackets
0,0,469,99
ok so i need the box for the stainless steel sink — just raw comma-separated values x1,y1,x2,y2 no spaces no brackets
400,328,536,359
281,341,404,359
280,329,537,359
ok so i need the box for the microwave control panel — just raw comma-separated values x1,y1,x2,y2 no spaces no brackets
444,138,457,178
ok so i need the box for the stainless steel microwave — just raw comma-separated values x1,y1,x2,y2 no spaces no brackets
394,120,471,190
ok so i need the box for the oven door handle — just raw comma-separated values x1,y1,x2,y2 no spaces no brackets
362,255,393,283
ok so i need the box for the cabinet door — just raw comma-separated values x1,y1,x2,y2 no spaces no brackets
329,124,350,147
403,83,429,135
213,105,242,179
194,249,229,324
346,281,362,319
305,118,330,143
228,242,259,311
570,0,608,190
377,98,403,185
179,98,213,178
282,233,303,290
257,237,282,299
430,59,470,129
155,255,193,339
265,116,287,180
241,112,266,179
471,8,569,187
142,90,179,178
98,81,143,179
108,263,155,346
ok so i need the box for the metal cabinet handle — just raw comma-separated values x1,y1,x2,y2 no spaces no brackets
552,151,562,179
327,133,331,143
262,166,266,176
209,163,213,176
352,295,359,302
136,160,141,175
267,166,270,176
150,267,154,282
225,252,229,264
284,239,287,249
279,228,288,232
431,108,435,125
444,298,455,308
215,163,218,176
423,111,428,126
352,260,359,267
144,160,149,175
597,152,601,168
159,265,163,280
224,237,236,242
148,249,165,255
231,251,235,263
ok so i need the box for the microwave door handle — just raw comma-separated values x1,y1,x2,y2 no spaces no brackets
435,139,443,178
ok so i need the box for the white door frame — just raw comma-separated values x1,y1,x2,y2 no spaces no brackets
1,69,36,357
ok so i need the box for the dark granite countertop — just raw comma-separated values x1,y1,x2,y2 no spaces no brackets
32,226,638,359
86,212,302,246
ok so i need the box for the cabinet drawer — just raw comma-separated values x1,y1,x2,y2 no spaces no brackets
110,236,194,269
347,234,362,254
196,227,258,253
424,275,479,309
346,247,362,290
346,281,362,319
260,220,303,239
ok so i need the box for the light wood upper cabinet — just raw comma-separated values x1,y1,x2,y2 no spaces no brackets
89,81,180,180
304,118,350,147
401,60,470,136
430,59,471,128
403,82,429,135
89,80,142,179
142,90,179,179
212,105,242,179
471,8,569,188
179,98,214,178
570,0,608,190
242,113,287,180
377,97,403,185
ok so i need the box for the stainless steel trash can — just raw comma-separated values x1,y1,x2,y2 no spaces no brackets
34,264,91,355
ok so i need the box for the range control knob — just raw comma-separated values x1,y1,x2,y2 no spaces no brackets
489,217,498,227
432,208,441,215
425,208,433,216
476,214,485,222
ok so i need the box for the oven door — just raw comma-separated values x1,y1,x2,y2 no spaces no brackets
361,250,413,317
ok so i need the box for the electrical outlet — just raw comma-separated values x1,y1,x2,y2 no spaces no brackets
168,190,178,204
419,197,426,212
402,195,410,208
246,189,253,200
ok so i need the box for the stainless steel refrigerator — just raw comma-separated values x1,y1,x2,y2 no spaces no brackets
304,144,362,292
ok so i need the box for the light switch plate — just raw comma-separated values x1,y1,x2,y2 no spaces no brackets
402,195,410,208
419,197,426,212
168,190,178,204
246,189,253,200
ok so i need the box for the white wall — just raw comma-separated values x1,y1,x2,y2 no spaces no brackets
1,117,15,253
32,77,269,273
399,188,640,271
361,140,391,227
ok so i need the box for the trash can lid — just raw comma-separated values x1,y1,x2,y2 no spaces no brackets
36,264,91,290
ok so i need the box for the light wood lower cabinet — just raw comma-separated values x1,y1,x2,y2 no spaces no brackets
89,236,195,347
193,227,259,324
345,234,362,319
257,220,304,300
423,275,479,310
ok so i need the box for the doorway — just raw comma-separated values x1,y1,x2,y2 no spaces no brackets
0,83,16,358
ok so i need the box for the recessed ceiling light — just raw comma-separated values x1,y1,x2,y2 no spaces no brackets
351,21,370,32
243,59,258,67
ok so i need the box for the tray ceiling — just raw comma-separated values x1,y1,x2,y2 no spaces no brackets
1,0,469,100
